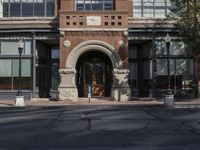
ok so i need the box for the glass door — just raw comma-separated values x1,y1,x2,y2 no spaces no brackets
84,62,105,97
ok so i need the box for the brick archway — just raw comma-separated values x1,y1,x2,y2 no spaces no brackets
59,40,131,101
65,40,122,70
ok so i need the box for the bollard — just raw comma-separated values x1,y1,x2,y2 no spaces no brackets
88,84,91,103
164,93,174,107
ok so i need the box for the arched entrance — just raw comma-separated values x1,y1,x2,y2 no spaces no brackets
76,51,113,97
58,40,131,101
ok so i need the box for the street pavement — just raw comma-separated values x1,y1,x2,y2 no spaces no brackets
0,105,200,149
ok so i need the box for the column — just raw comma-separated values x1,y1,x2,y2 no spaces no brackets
111,68,131,101
32,32,37,98
58,68,78,100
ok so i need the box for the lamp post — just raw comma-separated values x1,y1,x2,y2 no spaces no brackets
165,33,172,93
15,39,25,106
164,33,174,107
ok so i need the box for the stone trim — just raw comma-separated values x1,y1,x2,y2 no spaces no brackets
59,28,128,32
60,40,131,101
113,69,129,74
65,40,122,69
59,69,76,74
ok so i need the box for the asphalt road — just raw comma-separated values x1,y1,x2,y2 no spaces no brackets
0,106,200,150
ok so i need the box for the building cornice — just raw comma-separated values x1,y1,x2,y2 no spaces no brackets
0,17,59,29
59,28,128,32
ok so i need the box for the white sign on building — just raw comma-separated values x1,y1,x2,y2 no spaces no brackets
86,16,101,26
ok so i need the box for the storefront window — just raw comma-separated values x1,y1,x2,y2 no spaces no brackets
0,59,12,89
156,40,193,90
0,41,31,55
155,41,192,56
0,59,31,90
0,40,32,90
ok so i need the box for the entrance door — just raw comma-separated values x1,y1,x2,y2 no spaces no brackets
129,44,152,97
84,62,105,97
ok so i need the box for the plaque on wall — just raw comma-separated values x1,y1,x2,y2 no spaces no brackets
87,16,101,26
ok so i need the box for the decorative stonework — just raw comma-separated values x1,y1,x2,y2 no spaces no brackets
59,88,78,101
60,31,65,37
59,40,131,101
61,31,123,37
113,68,129,74
58,68,78,100
63,40,71,48
87,16,101,26
59,68,76,74
111,69,131,101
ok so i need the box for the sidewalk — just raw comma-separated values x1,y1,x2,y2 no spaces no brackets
1,98,200,107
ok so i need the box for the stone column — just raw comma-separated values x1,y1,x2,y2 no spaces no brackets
111,69,131,101
58,68,78,100
32,32,37,98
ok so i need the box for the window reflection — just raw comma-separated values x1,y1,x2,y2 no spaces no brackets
10,0,21,17
3,0,54,17
96,64,104,84
85,64,93,84
156,41,193,90
76,0,113,11
0,59,31,90
133,0,172,18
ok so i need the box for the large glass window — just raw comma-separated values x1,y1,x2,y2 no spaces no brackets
46,0,54,16
0,59,31,90
10,0,21,17
34,0,45,16
155,40,193,90
2,0,54,17
76,0,114,11
133,0,173,18
155,40,193,56
0,41,31,55
22,0,34,17
0,40,32,90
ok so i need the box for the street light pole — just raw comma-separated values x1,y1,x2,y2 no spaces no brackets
15,39,25,107
17,40,23,96
165,33,171,93
164,33,174,107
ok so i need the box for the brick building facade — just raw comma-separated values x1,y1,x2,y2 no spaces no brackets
0,0,196,100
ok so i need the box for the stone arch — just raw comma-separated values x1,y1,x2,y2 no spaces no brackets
65,40,122,70
59,40,131,101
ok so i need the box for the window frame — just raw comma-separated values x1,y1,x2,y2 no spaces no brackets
75,0,114,11
133,0,172,18
2,0,55,18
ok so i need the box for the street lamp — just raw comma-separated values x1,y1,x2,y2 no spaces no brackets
164,33,174,107
165,33,172,93
15,39,25,106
